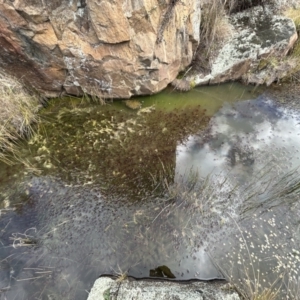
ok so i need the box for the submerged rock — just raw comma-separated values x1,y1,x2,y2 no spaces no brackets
87,277,240,300
191,6,298,87
124,100,142,110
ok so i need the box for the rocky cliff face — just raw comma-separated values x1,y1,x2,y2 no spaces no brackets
0,0,201,98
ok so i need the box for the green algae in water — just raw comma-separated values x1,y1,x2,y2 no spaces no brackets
27,101,210,198
123,82,264,116
42,82,263,116
24,82,263,198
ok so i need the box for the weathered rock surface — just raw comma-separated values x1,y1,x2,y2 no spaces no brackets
0,0,200,98
190,6,298,87
87,277,240,300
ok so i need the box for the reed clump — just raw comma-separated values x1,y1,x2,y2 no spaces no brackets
191,0,233,75
0,71,40,164
209,168,300,300
212,215,300,300
192,0,293,78
284,8,300,82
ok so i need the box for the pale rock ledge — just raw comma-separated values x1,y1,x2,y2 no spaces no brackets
87,276,240,300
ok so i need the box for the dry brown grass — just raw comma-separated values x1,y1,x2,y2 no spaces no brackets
282,8,300,82
211,215,300,300
191,0,233,74
193,0,289,76
285,8,300,59
285,8,300,27
200,0,274,49
208,167,300,300
0,71,40,164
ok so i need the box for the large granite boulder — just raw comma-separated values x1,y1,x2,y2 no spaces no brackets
0,0,201,98
87,277,240,300
189,6,298,87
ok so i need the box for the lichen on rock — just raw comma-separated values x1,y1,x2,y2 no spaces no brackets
190,5,298,87
87,277,240,300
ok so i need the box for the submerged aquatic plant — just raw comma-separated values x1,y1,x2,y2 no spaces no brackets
1,159,300,299
211,214,300,299
209,168,300,300
28,100,210,198
2,85,300,299
10,228,38,249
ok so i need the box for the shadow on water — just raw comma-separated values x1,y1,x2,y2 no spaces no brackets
1,82,300,299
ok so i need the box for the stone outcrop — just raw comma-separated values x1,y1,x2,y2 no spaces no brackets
1,1,299,98
189,6,298,87
87,276,240,300
0,0,201,98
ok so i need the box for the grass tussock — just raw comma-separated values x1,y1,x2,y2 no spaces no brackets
283,8,300,82
211,215,300,299
0,71,40,165
209,169,300,300
191,0,233,74
192,0,292,77
194,0,274,74
199,0,277,51
81,85,106,105
285,8,300,28
285,8,300,59
201,1,232,49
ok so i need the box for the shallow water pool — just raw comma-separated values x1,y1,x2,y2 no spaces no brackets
1,83,299,299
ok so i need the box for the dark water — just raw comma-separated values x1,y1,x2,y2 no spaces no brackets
0,83,300,299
